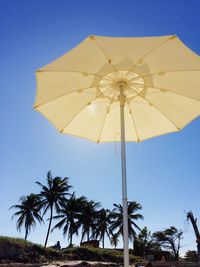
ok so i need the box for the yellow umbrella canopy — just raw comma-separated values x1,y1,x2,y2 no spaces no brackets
34,35,200,267
35,35,200,142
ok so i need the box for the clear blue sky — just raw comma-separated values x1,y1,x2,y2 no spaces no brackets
1,0,200,254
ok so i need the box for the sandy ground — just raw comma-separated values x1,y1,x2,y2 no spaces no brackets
0,261,126,267
40,261,122,267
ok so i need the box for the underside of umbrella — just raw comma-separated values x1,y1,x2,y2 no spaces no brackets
35,35,200,142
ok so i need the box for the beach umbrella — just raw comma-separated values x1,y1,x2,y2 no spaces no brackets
34,35,200,266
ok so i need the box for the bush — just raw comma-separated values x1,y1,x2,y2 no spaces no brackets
0,236,63,263
184,250,199,262
0,236,143,264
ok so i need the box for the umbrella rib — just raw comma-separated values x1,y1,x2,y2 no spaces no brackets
129,87,142,94
101,86,115,97
128,103,140,142
141,97,180,130
37,69,105,79
144,85,200,103
96,102,113,143
89,100,111,105
38,69,115,83
131,72,159,81
159,69,200,73
130,82,145,86
34,86,97,108
130,69,200,83
60,96,98,133
125,35,175,77
92,38,118,72
135,36,175,62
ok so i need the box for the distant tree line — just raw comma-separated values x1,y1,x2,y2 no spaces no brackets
10,171,186,260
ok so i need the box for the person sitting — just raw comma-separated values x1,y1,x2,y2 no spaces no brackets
55,241,61,250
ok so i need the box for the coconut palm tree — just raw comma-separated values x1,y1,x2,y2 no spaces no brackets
110,201,143,242
10,193,43,240
36,171,72,247
51,192,86,246
78,200,101,242
110,232,120,249
92,208,111,248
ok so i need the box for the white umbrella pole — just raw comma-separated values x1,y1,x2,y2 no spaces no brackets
119,84,129,267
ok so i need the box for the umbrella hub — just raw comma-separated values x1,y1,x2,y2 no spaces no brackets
98,70,144,102
116,80,127,90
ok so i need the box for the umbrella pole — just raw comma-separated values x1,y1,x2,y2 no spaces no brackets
119,84,129,267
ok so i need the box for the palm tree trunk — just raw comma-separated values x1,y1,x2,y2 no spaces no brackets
87,230,90,242
70,232,73,247
102,234,105,249
133,233,136,252
25,227,28,241
81,233,83,243
44,205,53,247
